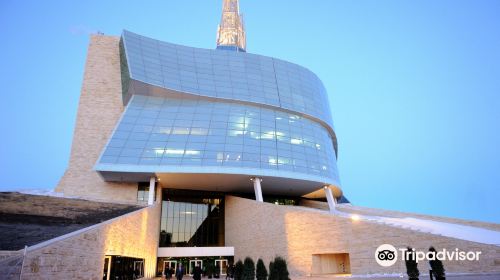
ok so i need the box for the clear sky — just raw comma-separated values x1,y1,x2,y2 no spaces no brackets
0,1,499,223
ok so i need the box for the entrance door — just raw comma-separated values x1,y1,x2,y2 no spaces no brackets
163,260,178,275
133,260,144,278
215,259,228,276
103,256,111,280
189,260,203,276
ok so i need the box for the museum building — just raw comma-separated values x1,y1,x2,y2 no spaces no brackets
55,0,347,277
37,0,499,279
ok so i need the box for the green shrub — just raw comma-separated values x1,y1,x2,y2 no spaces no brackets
234,260,244,280
256,259,268,280
268,257,289,280
268,261,275,280
242,257,255,280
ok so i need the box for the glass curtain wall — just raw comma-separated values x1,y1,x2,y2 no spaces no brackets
159,189,224,247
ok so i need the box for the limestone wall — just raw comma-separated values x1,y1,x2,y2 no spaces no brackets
19,202,161,279
225,196,500,277
56,34,137,203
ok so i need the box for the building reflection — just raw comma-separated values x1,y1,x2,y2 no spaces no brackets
159,189,225,247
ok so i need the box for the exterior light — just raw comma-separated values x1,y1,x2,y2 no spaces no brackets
351,214,360,221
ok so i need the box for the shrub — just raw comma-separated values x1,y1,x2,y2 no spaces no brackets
234,260,244,280
429,247,446,280
268,261,275,280
269,257,289,280
404,247,419,280
256,258,268,280
242,257,255,280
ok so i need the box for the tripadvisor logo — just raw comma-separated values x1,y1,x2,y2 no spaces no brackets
375,244,482,267
375,244,398,267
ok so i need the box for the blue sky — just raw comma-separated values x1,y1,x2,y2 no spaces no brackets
0,1,499,223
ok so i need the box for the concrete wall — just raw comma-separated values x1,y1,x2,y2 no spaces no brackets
56,34,137,203
225,196,500,277
20,202,161,279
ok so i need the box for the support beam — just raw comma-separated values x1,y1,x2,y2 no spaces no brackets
324,186,337,213
148,176,156,205
251,177,263,202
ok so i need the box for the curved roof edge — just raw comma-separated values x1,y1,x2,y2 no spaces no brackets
95,163,341,197
120,30,336,128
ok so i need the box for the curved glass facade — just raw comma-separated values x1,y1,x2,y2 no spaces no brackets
99,95,338,179
96,30,341,190
122,30,334,128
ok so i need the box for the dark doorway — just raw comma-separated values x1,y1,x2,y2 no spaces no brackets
103,255,145,280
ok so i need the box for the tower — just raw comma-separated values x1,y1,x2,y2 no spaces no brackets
216,0,246,52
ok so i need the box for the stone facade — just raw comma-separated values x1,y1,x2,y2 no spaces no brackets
225,195,500,277
19,202,161,279
56,35,137,203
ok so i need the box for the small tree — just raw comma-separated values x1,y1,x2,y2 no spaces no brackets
268,261,275,280
270,257,289,280
234,260,244,280
256,258,268,280
405,247,419,280
429,247,446,280
242,257,255,280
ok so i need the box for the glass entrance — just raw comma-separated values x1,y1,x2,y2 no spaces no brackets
133,261,144,278
163,260,177,275
189,260,203,276
103,256,145,279
156,256,234,277
215,259,228,276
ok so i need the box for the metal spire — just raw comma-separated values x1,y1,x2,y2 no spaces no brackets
216,0,246,52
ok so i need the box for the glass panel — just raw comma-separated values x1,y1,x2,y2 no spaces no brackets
99,93,339,181
159,189,224,247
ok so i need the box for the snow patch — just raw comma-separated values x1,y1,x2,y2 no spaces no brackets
298,205,500,246
19,189,77,199
377,217,500,246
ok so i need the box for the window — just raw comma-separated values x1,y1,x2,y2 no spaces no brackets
137,182,150,204
159,189,224,247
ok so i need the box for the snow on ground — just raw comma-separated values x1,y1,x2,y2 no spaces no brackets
19,189,72,198
330,208,500,246
296,205,500,246
378,217,500,245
